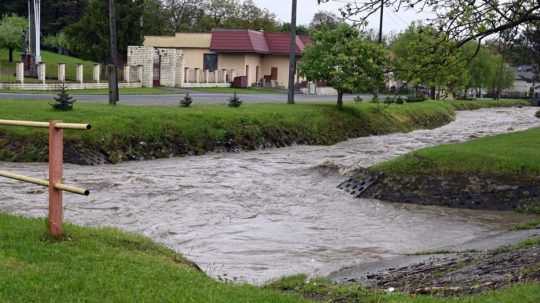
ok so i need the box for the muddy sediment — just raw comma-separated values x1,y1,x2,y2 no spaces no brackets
357,240,540,296
351,170,540,211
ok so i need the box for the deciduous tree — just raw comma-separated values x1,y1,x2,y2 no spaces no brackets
320,0,540,47
0,15,27,62
299,24,386,108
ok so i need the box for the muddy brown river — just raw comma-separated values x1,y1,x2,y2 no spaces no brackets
1,107,540,284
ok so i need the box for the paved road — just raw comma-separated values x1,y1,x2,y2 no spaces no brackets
0,92,375,106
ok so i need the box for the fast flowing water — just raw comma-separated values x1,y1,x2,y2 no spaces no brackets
1,107,540,284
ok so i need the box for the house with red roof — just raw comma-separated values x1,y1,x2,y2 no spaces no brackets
141,29,311,88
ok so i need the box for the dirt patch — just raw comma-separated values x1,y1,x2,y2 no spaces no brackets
360,243,540,296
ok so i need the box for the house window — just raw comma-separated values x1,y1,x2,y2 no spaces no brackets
203,54,218,72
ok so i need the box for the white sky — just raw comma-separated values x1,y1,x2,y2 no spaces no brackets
252,0,435,35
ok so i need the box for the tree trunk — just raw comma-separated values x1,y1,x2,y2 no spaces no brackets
430,86,436,100
8,48,13,63
337,90,344,108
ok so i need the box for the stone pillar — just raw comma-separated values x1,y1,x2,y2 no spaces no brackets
223,69,228,83
16,62,24,84
231,69,236,82
194,68,200,83
124,65,131,83
58,63,66,82
137,65,144,83
93,64,101,83
205,70,209,83
76,64,84,83
38,63,46,84
184,68,189,83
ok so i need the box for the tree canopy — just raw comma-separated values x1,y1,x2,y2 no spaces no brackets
0,15,27,62
300,24,386,107
320,0,540,47
390,23,469,98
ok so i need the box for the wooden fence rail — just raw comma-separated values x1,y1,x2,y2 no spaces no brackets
0,119,91,237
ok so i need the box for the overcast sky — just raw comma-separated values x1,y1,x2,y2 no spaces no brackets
252,0,435,35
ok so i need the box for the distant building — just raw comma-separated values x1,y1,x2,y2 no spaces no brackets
504,65,539,98
135,29,311,88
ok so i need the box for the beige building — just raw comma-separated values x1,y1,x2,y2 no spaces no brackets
139,29,311,88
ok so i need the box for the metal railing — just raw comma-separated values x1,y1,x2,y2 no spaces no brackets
0,119,92,237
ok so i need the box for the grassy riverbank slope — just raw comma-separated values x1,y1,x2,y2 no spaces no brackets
362,126,540,211
1,213,539,302
0,99,527,164
373,127,540,178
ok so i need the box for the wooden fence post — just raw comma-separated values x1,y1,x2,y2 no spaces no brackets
48,120,64,237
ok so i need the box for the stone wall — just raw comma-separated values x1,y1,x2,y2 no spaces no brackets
157,48,183,87
0,82,142,91
127,46,154,87
354,170,540,211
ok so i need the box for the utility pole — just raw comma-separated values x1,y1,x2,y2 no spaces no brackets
287,0,298,104
26,0,41,76
378,0,384,44
109,0,119,105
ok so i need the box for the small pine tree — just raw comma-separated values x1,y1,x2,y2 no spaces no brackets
180,93,193,107
51,85,76,111
228,92,242,108
353,96,363,103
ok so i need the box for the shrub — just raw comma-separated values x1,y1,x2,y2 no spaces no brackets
384,96,395,104
354,96,363,103
180,93,193,107
228,92,242,108
407,95,426,103
536,110,540,119
395,96,405,104
51,85,76,111
370,95,380,103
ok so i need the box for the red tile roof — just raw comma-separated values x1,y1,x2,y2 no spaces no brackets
210,29,310,55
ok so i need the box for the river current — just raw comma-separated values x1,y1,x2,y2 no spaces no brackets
1,107,539,283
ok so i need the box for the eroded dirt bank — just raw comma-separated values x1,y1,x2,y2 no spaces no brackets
350,171,540,211
330,231,540,296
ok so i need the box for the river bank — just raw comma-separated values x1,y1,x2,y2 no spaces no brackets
2,212,540,303
0,99,527,165
354,126,540,212
2,107,539,284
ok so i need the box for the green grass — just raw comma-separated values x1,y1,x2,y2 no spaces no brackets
0,213,307,303
372,126,540,179
187,87,285,94
2,212,539,302
0,99,527,163
512,219,540,230
0,99,462,163
0,48,97,82
268,274,540,303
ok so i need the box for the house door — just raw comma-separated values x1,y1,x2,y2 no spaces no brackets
271,67,278,81
153,50,161,87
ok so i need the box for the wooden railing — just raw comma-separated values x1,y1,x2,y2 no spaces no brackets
0,119,91,237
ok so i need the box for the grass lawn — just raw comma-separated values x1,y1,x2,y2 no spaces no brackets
1,213,539,302
372,127,540,178
0,48,97,82
0,99,528,164
269,274,540,303
0,213,307,303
